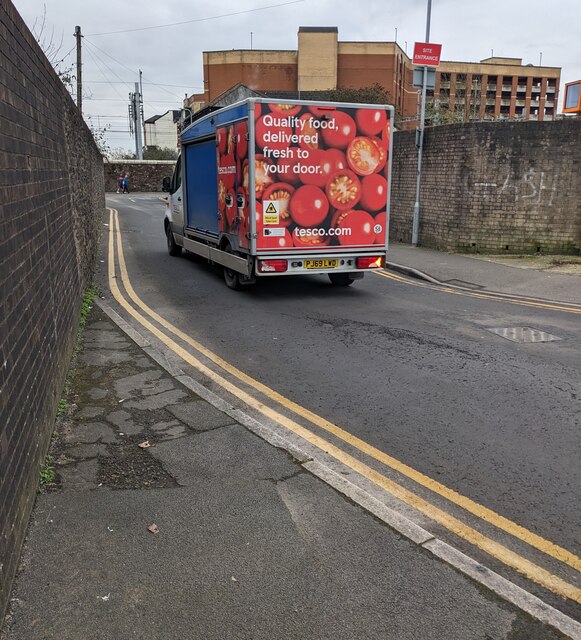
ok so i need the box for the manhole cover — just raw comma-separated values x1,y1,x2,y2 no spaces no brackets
443,279,485,290
486,327,562,343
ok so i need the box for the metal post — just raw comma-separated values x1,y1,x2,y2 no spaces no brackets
134,83,143,160
411,0,432,247
74,26,82,113
139,70,145,151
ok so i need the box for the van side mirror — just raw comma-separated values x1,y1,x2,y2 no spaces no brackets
162,176,171,192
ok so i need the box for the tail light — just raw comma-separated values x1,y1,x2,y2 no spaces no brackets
258,259,288,273
357,256,383,269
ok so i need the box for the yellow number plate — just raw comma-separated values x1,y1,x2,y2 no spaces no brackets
304,259,338,270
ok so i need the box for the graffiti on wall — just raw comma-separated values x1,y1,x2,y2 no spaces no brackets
473,167,558,208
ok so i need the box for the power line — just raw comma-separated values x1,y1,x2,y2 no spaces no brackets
84,45,128,103
84,39,133,91
83,40,178,123
85,0,304,36
84,80,203,89
85,98,179,103
55,43,76,67
83,38,184,103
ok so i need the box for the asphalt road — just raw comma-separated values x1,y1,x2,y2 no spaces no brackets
103,194,580,615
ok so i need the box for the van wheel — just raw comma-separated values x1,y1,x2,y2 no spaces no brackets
166,224,182,257
223,245,242,290
329,273,356,287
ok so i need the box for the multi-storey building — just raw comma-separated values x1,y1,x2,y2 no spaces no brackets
186,28,560,125
434,58,560,122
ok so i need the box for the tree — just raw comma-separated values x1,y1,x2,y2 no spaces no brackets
323,83,392,105
143,146,178,160
295,84,403,126
107,148,136,160
83,116,112,157
32,5,75,96
424,99,465,127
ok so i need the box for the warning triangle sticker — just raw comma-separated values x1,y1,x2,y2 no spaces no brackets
265,202,278,214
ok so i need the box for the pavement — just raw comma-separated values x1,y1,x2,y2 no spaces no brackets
385,244,581,305
1,245,580,640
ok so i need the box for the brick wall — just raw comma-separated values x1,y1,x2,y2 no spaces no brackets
390,119,581,254
0,0,105,624
104,160,175,192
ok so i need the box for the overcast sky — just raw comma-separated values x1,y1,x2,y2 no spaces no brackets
12,0,581,152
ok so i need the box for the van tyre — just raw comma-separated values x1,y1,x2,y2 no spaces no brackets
329,273,356,287
166,225,182,257
223,245,242,290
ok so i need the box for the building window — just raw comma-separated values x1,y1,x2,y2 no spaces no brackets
456,73,466,90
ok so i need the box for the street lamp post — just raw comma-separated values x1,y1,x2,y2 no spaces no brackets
411,0,433,247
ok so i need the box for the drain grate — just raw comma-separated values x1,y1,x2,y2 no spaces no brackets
486,327,562,343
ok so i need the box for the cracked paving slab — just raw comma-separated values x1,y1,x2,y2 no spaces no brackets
122,390,187,410
63,422,118,445
150,423,303,488
80,350,138,366
166,401,236,432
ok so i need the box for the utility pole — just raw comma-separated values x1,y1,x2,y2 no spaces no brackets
74,26,82,113
128,85,143,160
139,69,145,149
134,83,143,159
411,0,432,247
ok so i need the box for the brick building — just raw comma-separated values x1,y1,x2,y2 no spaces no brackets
434,58,560,122
186,27,560,125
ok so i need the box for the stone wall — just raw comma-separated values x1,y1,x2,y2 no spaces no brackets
104,160,175,192
0,0,105,624
390,119,581,254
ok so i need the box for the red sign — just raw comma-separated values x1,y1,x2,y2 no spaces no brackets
413,42,442,67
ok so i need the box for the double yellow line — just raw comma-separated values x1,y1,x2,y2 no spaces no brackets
107,208,581,602
375,269,581,314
